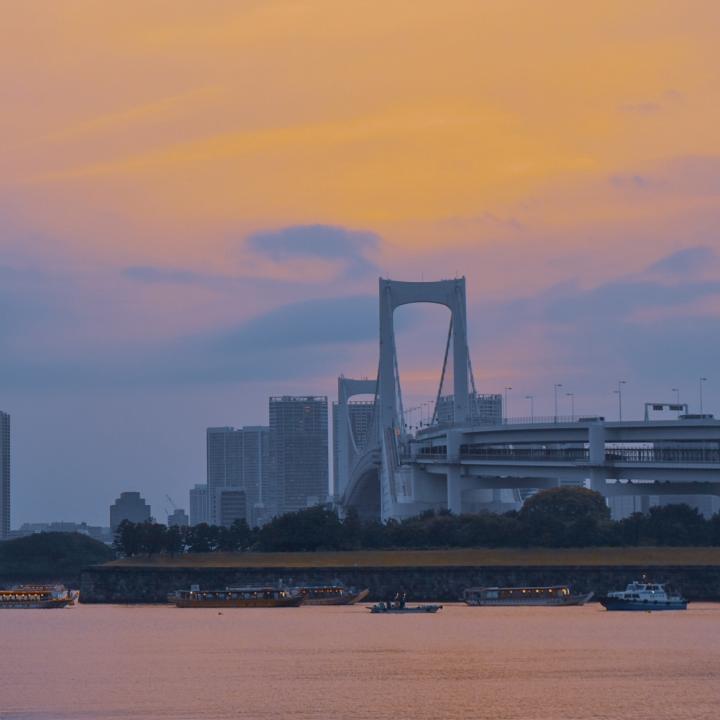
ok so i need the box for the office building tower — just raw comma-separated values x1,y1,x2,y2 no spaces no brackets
215,488,247,528
269,396,329,514
332,400,375,497
206,427,243,524
167,508,189,527
109,491,151,530
240,426,270,526
189,484,209,526
0,411,9,539
206,426,270,525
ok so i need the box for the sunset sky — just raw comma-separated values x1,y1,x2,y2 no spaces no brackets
2,1,720,525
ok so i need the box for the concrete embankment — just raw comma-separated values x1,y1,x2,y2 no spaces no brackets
80,564,720,603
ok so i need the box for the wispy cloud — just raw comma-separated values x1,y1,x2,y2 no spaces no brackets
618,89,684,115
469,246,720,388
246,224,379,279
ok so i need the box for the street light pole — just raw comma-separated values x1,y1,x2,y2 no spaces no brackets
700,377,708,414
553,383,562,422
566,392,575,421
614,380,627,421
525,395,534,422
504,386,512,421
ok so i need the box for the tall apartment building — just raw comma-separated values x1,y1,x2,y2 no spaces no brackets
269,396,329,515
240,426,271,524
0,411,9,539
206,426,270,525
189,484,209,525
109,491,151,530
332,400,375,497
206,427,242,524
215,488,247,528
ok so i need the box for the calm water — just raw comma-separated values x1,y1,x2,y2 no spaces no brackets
1,603,719,720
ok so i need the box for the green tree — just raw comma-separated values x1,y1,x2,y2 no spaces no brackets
708,513,720,546
137,522,168,556
644,504,709,546
114,520,141,557
186,523,216,552
228,519,254,550
616,512,646,546
519,487,611,547
164,525,185,555
257,506,344,551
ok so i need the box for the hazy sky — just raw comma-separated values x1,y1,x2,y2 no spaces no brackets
2,1,720,526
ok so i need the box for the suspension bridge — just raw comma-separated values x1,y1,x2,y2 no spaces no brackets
335,278,720,521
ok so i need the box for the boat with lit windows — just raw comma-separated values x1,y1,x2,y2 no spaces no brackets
294,584,370,605
0,584,78,609
599,581,687,611
463,585,593,607
171,585,304,608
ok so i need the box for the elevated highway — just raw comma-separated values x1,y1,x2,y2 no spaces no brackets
338,278,720,520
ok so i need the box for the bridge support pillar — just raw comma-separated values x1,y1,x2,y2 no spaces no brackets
446,430,463,514
588,421,606,464
447,468,462,514
589,468,607,495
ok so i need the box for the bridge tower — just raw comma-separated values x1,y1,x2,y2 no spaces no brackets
378,278,470,519
335,376,377,501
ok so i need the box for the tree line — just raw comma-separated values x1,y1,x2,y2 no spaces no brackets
113,487,720,557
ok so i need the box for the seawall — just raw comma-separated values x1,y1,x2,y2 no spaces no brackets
80,564,720,603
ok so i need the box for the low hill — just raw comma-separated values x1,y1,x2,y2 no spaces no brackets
0,532,115,581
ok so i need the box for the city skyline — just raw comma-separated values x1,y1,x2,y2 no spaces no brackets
2,2,720,525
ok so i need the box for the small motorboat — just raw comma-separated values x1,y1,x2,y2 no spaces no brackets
599,580,687,611
368,592,442,613
369,601,442,614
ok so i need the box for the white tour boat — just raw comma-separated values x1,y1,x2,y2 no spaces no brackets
599,581,687,611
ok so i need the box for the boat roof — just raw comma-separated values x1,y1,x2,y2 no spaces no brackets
465,585,570,592
223,586,290,592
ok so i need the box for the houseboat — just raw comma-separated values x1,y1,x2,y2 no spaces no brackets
0,585,78,609
171,585,304,608
463,585,593,606
599,581,687,611
294,584,369,605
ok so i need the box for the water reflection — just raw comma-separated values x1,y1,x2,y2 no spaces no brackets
1,604,719,719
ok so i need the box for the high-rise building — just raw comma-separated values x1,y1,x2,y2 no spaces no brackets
206,426,270,525
240,426,271,526
435,393,502,426
269,396,329,514
0,411,9,539
109,491,151,530
167,508,189,527
189,484,209,526
215,488,247,528
332,400,375,496
206,427,243,524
